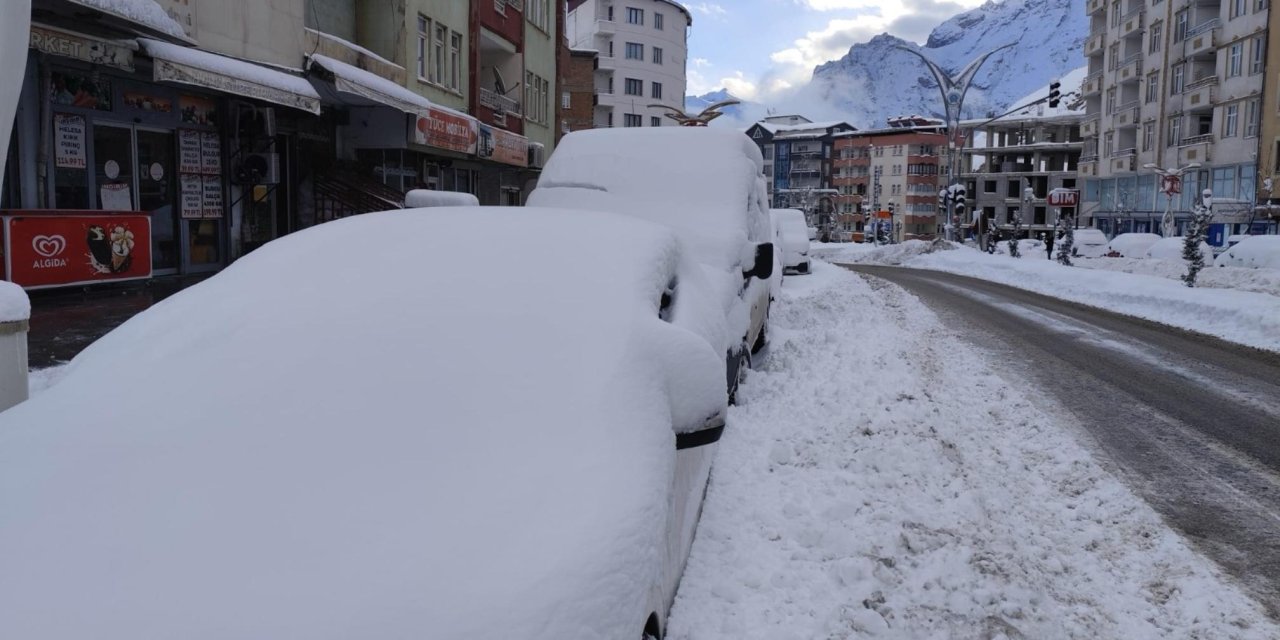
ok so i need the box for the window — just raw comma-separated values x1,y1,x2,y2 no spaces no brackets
524,72,550,124
651,116,661,127
528,0,550,31
624,113,642,127
1174,10,1188,41
1229,42,1243,77
1171,64,1184,94
1252,35,1266,74
1149,21,1162,53
1258,0,1269,10
1110,0,1121,26
627,7,644,24
1146,71,1159,103
625,42,643,60
1230,0,1246,18
654,12,664,29
1224,103,1239,137
653,47,663,64
651,82,662,99
1143,121,1155,150
561,92,570,109
450,32,462,90
416,15,428,79
433,23,447,83
1168,116,1181,147
1108,42,1120,69
607,5,614,20
1106,87,1117,113
624,77,642,96
1246,98,1260,136
984,180,997,193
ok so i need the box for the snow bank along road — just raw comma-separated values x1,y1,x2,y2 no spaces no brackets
849,265,1280,620
666,262,1278,639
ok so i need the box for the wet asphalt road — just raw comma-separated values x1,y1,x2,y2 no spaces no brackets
846,265,1280,619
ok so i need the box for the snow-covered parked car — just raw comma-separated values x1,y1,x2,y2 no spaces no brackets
1145,236,1213,261
404,189,479,207
529,127,775,399
1214,235,1280,269
996,237,1044,256
0,208,730,640
770,208,812,274
1071,228,1109,257
1106,232,1162,257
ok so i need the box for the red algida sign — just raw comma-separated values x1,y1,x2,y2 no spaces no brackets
5,214,152,288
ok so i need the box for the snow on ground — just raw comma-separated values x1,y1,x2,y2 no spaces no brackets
1073,255,1280,297
0,281,29,323
809,241,877,264
666,261,1279,639
27,365,69,398
833,241,1280,353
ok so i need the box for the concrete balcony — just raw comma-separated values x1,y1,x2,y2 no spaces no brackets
1183,76,1217,112
1178,135,1212,164
1079,156,1099,177
1087,0,1105,14
1116,54,1142,84
1184,20,1220,59
1113,102,1141,128
595,19,615,34
1081,116,1101,137
1110,147,1137,172
1119,9,1144,40
1082,72,1104,96
1086,32,1106,57
595,55,616,72
479,87,522,117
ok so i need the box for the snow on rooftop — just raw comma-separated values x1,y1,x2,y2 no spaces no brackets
756,120,849,134
305,28,402,72
0,280,29,323
138,39,320,100
308,53,431,113
71,0,187,40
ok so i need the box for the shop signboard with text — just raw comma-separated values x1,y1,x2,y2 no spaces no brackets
3,212,152,288
477,124,528,167
413,108,478,154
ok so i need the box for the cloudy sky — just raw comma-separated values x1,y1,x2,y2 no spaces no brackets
681,0,990,101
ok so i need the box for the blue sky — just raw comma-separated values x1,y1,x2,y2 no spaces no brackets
680,0,989,101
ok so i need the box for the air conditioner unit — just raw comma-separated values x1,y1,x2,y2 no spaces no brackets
529,144,546,168
232,152,280,184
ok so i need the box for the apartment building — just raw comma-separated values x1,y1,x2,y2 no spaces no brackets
1080,0,1268,240
565,0,690,128
1253,0,1280,228
960,113,1084,237
563,48,600,133
831,117,946,242
745,115,855,235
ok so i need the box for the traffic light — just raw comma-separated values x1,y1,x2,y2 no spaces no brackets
888,202,896,215
953,184,967,220
1048,80,1061,108
938,188,949,216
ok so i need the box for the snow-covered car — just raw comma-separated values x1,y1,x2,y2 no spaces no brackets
404,189,479,207
530,127,775,399
1105,232,1162,257
770,208,812,274
1145,236,1213,261
995,238,1044,256
807,226,819,241
0,208,730,640
1214,235,1280,269
1071,228,1109,257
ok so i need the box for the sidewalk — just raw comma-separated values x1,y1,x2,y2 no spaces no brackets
26,275,209,369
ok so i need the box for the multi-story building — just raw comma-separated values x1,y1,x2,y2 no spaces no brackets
562,48,600,133
960,112,1084,238
1080,0,1268,241
565,0,690,128
1253,0,1280,230
745,116,855,233
831,117,945,242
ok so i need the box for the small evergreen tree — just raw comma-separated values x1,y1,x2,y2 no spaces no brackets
1181,202,1212,287
1009,213,1022,258
1055,215,1074,266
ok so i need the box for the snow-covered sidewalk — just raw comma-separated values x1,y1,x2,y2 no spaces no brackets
824,241,1280,353
666,262,1278,639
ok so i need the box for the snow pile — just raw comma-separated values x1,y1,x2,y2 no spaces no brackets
1215,235,1280,269
0,208,727,639
888,246,1280,352
139,39,320,100
1146,236,1212,261
27,365,68,397
0,281,29,323
1074,256,1280,297
308,53,430,113
667,262,1280,639
808,241,875,263
73,0,187,40
816,239,954,265
1107,232,1162,257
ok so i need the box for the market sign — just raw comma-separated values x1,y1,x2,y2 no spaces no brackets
413,107,477,154
1047,188,1080,207
29,24,134,71
478,124,528,168
4,213,152,288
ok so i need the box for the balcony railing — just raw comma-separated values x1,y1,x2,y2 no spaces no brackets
1185,18,1221,39
1110,147,1137,157
1112,99,1139,114
479,87,522,116
1184,75,1218,92
1180,133,1213,146
1112,51,1142,70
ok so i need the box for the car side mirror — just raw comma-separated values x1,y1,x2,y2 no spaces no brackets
744,242,774,280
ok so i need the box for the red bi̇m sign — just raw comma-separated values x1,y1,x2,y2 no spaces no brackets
1047,189,1079,207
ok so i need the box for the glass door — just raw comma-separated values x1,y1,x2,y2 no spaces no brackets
136,128,178,272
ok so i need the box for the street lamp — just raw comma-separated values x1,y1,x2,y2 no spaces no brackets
1142,162,1200,237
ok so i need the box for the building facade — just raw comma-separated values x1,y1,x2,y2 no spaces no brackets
563,48,599,132
745,116,855,235
960,113,1084,238
832,118,946,242
1080,0,1269,241
565,0,690,128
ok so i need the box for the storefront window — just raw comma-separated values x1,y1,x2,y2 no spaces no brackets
93,124,134,209
137,129,176,270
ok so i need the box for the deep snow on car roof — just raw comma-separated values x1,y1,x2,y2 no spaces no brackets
0,208,726,639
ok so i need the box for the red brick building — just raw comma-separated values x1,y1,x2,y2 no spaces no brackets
562,49,599,133
832,117,947,241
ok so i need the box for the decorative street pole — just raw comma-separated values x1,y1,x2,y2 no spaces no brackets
900,44,1015,241
1142,162,1200,237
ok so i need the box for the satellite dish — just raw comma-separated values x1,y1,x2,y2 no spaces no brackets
492,67,506,95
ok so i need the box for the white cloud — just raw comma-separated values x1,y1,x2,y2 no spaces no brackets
720,71,759,100
685,2,728,17
691,57,712,68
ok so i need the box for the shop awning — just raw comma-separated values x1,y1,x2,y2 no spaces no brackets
138,39,322,114
307,54,431,117
50,0,195,43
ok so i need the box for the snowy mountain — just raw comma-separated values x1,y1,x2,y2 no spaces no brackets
683,89,770,123
688,0,1087,130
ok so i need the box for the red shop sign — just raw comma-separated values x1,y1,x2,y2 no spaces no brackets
413,107,477,154
4,213,152,288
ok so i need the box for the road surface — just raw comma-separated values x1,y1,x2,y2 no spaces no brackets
847,265,1280,618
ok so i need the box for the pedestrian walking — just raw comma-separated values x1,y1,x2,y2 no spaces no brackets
1044,232,1054,259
